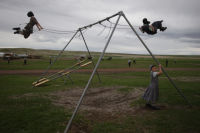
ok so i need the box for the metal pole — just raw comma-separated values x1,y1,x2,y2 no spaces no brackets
37,30,79,81
79,30,102,83
63,12,122,133
121,12,191,106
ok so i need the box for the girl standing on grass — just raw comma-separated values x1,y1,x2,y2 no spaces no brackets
143,64,163,110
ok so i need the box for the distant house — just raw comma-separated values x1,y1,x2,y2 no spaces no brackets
3,53,18,60
0,52,4,58
1,52,42,60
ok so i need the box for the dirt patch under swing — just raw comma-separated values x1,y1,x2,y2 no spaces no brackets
47,86,145,114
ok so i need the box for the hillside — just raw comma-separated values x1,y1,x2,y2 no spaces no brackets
0,48,200,59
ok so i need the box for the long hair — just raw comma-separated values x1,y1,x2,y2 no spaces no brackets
27,11,34,17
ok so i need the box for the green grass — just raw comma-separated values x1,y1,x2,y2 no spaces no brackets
92,109,200,133
0,72,200,133
0,75,65,133
0,97,70,133
0,75,91,133
1,48,200,70
0,49,200,133
1,57,200,70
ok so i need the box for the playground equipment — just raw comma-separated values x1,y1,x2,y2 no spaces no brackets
32,59,92,87
34,11,191,133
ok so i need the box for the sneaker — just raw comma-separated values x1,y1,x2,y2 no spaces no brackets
160,27,167,31
145,103,152,108
14,31,20,34
13,27,20,30
145,104,160,110
151,105,160,110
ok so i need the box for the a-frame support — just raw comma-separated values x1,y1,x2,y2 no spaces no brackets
63,11,191,133
64,11,122,133
79,29,101,83
35,29,101,85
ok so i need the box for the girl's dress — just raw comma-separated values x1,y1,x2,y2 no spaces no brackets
143,71,159,103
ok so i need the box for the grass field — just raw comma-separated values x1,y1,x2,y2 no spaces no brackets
0,48,200,133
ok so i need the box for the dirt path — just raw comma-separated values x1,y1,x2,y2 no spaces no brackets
1,68,200,75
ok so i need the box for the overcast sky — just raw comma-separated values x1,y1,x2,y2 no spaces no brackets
0,0,200,55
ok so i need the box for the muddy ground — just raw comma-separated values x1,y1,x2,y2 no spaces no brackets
48,86,145,114
46,86,146,133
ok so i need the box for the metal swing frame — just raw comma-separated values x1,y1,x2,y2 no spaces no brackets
62,11,191,133
33,29,101,87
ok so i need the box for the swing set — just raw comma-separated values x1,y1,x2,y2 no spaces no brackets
32,11,191,133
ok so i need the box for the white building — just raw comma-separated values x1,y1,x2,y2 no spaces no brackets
0,52,5,57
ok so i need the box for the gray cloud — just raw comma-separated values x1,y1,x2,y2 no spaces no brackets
0,0,200,55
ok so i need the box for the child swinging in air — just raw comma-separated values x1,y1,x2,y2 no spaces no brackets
139,18,167,35
13,11,43,39
143,64,163,110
